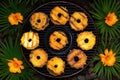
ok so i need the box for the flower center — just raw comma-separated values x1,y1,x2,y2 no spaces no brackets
14,15,19,20
105,55,110,61
14,62,19,68
106,16,111,21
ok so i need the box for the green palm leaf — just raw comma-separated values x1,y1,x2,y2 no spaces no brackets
0,0,33,36
25,0,44,5
90,0,120,39
92,40,120,80
0,36,36,80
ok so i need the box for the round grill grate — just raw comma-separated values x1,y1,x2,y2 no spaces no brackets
21,1,98,78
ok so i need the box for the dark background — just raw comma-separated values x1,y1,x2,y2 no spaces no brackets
0,0,119,80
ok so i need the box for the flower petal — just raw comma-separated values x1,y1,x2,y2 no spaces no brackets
109,49,113,55
104,48,108,55
99,53,105,58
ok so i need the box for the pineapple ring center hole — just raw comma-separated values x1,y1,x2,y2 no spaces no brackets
37,56,40,59
56,38,61,42
28,39,32,42
54,65,58,68
77,19,81,23
58,13,62,17
74,56,79,62
84,38,89,43
37,19,41,23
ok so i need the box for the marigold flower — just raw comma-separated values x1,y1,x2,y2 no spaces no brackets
105,12,118,27
99,48,116,66
8,12,23,25
8,58,24,73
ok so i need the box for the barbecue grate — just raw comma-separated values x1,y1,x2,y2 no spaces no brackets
21,1,98,78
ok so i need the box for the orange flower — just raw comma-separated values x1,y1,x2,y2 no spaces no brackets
105,12,118,27
8,12,23,25
99,48,116,66
8,58,24,73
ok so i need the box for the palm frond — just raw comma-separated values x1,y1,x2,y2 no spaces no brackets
93,40,120,80
0,36,36,80
90,0,120,39
25,0,45,5
0,0,33,36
